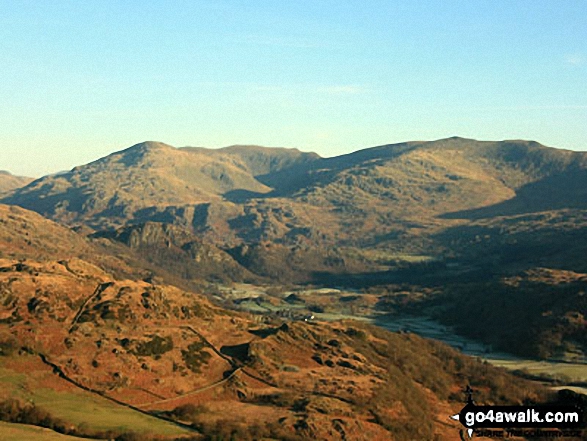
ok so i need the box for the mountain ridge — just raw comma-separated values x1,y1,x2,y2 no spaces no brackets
3,137,586,252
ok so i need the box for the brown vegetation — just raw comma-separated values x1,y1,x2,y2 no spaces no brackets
0,138,586,439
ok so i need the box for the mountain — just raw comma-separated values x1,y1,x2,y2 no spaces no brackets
4,137,586,261
2,138,587,360
0,171,33,196
1,141,321,233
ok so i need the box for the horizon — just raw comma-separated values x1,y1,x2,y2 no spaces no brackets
3,135,587,179
1,1,586,177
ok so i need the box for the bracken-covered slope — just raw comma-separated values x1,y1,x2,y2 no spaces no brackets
0,204,94,260
0,193,557,440
0,257,548,440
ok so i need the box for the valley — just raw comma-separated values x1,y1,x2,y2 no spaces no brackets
0,138,585,440
3,0,587,438
216,281,587,389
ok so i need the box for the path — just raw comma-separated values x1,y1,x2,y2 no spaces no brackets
68,282,114,333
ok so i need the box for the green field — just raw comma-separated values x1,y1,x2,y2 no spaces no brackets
0,359,194,438
26,388,192,436
487,359,587,384
0,421,98,441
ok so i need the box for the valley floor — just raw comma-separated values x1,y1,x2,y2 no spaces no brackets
224,283,587,393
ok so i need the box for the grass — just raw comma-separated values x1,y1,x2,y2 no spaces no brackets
28,388,189,435
0,369,27,388
342,247,434,265
487,359,587,383
0,421,98,441
0,359,193,437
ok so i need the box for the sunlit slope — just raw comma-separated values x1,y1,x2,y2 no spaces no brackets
2,142,320,231
0,171,32,196
2,138,586,284
4,138,585,246
0,256,546,441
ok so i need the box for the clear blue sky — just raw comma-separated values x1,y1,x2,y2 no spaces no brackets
1,0,586,176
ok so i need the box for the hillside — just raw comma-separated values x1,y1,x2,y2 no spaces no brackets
0,141,585,439
2,138,587,360
4,138,586,249
373,266,587,361
0,256,549,440
1,142,321,232
0,204,257,294
0,171,32,196
0,204,95,261
443,268,587,359
92,221,259,284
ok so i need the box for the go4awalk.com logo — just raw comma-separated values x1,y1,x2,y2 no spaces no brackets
450,386,586,439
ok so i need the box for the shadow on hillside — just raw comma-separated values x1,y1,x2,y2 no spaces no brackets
1,180,85,217
220,343,250,362
432,216,587,273
308,264,492,289
223,189,274,202
441,170,587,220
252,142,417,197
248,325,286,338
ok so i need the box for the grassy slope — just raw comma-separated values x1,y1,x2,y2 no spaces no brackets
0,421,99,441
0,358,193,438
0,252,550,440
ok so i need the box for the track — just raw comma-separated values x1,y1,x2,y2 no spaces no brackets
31,349,200,434
68,282,114,333
139,368,242,408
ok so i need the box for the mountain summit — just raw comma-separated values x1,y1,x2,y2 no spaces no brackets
3,138,586,244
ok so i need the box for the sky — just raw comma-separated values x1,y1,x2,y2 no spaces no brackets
1,0,586,177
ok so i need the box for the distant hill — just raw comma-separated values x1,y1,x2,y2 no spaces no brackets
1,141,584,438
181,144,321,177
91,221,259,284
0,170,33,196
3,137,586,254
1,141,321,232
